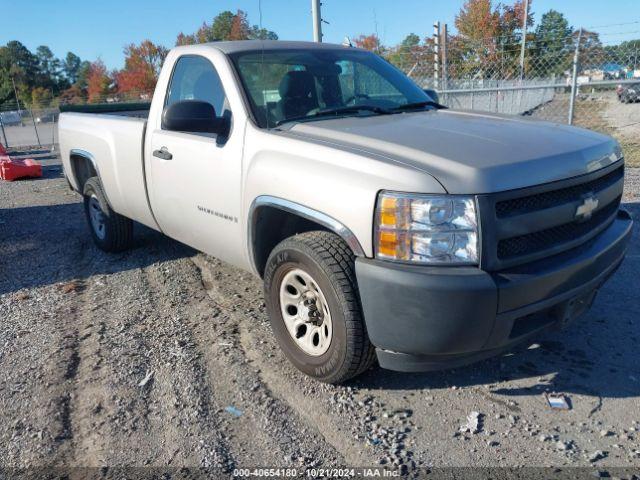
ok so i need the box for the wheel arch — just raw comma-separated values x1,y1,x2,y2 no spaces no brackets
248,196,365,277
69,149,114,208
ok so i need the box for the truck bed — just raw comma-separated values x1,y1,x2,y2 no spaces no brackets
58,109,158,230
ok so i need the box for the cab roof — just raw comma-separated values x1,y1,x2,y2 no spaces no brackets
180,40,355,55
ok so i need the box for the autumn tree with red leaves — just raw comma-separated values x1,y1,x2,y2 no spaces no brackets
115,40,168,96
353,34,382,53
450,0,534,78
86,60,112,103
229,10,250,40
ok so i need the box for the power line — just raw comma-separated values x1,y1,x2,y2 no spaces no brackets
598,30,640,37
586,20,640,29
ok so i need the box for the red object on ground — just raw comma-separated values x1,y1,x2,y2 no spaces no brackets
1,157,43,181
0,141,43,180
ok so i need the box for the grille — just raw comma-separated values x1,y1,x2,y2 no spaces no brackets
495,166,624,218
497,196,621,260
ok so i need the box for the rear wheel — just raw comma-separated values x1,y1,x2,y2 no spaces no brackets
264,231,376,383
83,177,133,252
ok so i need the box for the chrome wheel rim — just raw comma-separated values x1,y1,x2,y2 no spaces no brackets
89,195,106,240
279,268,332,356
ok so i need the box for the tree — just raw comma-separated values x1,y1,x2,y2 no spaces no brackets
401,34,421,49
605,39,640,71
532,10,572,76
451,0,534,79
31,86,53,107
211,10,236,40
499,0,534,50
36,45,65,91
386,33,430,71
229,10,250,40
75,60,92,89
250,26,278,40
573,29,605,73
175,32,197,46
63,52,82,84
195,22,214,43
175,10,277,45
353,34,382,53
0,46,15,104
35,46,56,78
59,84,86,105
455,0,502,44
0,41,39,104
86,60,112,103
115,40,168,95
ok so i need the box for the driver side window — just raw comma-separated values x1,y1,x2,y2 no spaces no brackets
166,55,228,118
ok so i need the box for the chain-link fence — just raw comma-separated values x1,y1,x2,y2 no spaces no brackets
0,101,59,150
0,90,152,150
389,27,640,166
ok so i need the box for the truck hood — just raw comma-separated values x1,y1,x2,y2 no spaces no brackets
285,110,619,194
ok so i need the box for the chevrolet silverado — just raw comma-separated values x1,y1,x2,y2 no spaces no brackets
58,41,632,383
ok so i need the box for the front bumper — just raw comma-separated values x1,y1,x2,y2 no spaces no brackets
356,210,633,372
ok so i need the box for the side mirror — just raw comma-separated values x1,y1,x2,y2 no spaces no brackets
423,88,440,104
162,100,229,136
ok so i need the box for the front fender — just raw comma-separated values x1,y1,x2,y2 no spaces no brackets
242,128,446,261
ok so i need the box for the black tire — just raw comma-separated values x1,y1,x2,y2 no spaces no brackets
83,177,133,252
264,231,376,383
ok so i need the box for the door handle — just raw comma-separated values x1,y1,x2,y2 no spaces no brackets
153,147,172,160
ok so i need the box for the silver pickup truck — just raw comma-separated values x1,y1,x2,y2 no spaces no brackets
59,40,632,383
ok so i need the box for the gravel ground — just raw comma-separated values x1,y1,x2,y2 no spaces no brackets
1,151,639,475
529,91,640,167
603,93,640,138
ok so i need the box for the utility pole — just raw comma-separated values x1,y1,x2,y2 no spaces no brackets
519,0,529,80
312,0,322,43
568,28,583,125
442,23,448,91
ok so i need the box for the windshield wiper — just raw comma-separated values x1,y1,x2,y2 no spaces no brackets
276,105,391,127
391,100,447,112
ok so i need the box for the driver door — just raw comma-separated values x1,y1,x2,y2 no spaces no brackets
146,54,244,265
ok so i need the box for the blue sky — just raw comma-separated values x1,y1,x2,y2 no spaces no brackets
2,0,639,69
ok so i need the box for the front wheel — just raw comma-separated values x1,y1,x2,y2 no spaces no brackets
83,177,133,252
263,231,376,383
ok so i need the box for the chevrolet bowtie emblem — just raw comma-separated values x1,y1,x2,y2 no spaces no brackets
575,195,599,221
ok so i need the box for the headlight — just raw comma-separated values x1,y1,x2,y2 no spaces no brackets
375,191,479,265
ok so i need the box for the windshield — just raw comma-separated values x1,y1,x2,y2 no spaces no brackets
230,48,432,128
